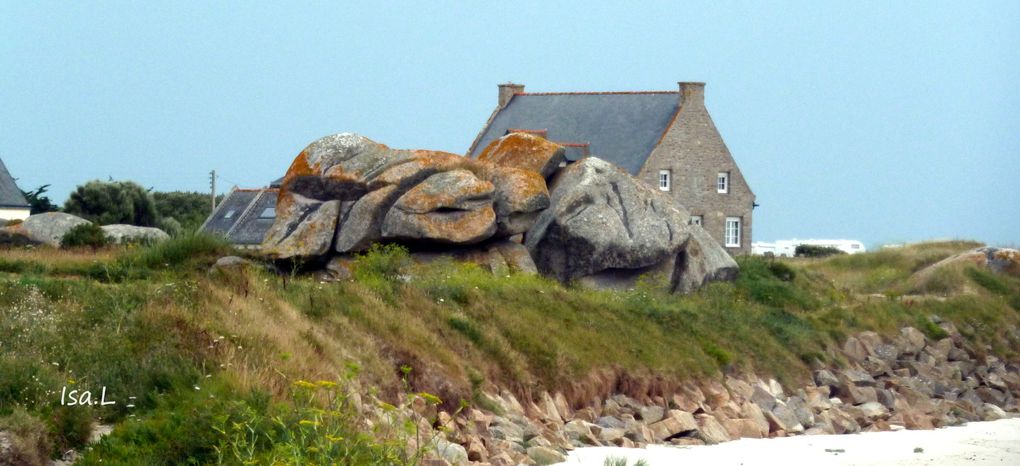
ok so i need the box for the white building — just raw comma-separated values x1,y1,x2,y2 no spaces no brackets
0,158,30,221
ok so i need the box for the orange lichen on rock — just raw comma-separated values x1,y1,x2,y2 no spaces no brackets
477,132,566,178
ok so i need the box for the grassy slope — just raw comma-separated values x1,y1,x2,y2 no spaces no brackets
1,239,1019,463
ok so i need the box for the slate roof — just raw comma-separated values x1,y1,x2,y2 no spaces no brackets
0,158,30,208
469,92,680,174
227,190,278,245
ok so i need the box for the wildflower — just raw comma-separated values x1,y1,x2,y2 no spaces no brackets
326,434,344,442
299,420,320,427
293,380,317,389
316,380,337,388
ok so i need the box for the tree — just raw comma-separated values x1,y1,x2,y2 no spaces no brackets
63,180,161,227
20,184,58,214
152,191,213,233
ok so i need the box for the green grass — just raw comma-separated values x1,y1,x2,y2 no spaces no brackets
1,239,1019,462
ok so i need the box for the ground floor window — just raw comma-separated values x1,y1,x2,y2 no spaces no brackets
659,169,671,191
690,215,702,226
725,217,741,247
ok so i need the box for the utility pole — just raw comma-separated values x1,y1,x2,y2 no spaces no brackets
209,170,216,212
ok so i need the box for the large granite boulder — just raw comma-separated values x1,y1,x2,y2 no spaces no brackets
525,157,689,282
477,132,566,179
101,224,170,245
672,226,739,293
526,157,737,292
2,212,91,247
267,133,549,259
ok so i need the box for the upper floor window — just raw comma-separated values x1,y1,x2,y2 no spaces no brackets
717,172,729,194
690,215,703,226
725,217,741,247
659,170,671,191
223,209,237,219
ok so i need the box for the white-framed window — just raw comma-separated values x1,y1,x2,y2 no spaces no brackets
658,169,671,191
725,217,741,247
690,215,703,226
717,172,729,193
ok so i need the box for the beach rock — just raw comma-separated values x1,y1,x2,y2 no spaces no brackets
648,410,698,441
5,212,90,247
101,224,170,244
899,327,927,354
722,418,766,439
526,157,690,282
695,414,732,444
261,194,341,260
526,446,565,465
477,132,566,179
432,438,468,466
209,255,255,273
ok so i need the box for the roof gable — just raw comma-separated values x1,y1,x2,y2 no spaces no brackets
470,92,679,174
0,158,30,208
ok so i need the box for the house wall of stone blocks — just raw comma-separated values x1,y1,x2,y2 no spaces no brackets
638,83,755,255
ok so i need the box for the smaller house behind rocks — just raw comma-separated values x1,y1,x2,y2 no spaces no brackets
200,186,279,247
0,157,31,221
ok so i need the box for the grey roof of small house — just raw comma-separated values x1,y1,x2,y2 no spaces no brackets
201,190,259,237
200,188,281,246
0,158,30,208
228,190,278,245
469,92,680,174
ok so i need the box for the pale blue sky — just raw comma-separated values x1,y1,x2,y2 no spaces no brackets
2,1,1017,247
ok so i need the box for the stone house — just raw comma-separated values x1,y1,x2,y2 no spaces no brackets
200,186,278,247
0,157,31,221
468,82,755,255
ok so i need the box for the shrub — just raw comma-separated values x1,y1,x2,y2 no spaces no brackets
120,232,231,271
0,407,53,466
795,244,845,258
63,180,161,227
152,191,213,233
60,223,108,249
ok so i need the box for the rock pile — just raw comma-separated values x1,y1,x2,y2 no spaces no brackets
396,324,1019,466
262,132,737,293
0,213,169,247
915,247,1020,281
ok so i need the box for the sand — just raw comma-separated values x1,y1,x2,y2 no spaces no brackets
554,417,1020,466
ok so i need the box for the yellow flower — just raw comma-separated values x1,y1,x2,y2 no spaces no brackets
316,380,337,388
326,434,344,442
293,380,317,389
299,420,320,427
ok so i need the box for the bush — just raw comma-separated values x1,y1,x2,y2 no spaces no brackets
63,180,161,227
152,191,213,233
0,407,53,466
60,223,108,249
795,244,845,258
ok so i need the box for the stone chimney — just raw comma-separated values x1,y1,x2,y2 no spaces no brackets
498,82,525,107
678,82,705,107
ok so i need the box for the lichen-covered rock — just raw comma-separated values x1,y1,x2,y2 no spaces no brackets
381,170,497,244
477,132,566,178
3,212,91,247
261,194,341,260
483,166,550,236
916,247,1020,280
101,224,170,245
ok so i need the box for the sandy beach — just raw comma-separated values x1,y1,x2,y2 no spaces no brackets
554,417,1020,466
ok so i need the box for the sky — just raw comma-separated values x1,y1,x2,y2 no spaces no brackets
1,1,1017,247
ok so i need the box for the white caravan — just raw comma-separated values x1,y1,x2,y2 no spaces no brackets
752,239,866,257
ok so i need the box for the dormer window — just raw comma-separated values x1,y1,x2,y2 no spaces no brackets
717,172,729,194
659,170,671,191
